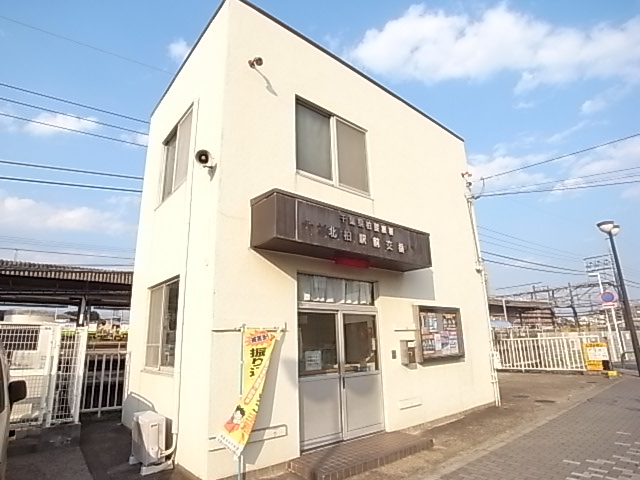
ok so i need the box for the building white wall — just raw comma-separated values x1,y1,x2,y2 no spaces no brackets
203,1,495,478
129,1,495,479
124,3,230,478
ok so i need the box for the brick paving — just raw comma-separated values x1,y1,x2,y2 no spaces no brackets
436,377,640,480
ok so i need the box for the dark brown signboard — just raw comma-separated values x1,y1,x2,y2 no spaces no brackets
251,189,431,272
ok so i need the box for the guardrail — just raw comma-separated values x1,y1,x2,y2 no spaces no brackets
80,344,128,416
495,335,590,372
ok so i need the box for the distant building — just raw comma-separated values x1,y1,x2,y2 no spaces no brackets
488,298,555,327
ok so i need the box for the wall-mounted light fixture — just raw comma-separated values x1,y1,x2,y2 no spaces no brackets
248,56,263,69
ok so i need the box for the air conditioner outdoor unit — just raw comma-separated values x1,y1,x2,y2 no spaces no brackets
129,411,172,475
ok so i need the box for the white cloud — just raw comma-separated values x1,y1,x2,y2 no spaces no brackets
581,98,607,115
348,4,640,92
120,132,148,146
545,177,586,201
168,38,191,63
107,195,141,206
0,192,133,235
546,120,589,144
0,105,18,132
469,135,640,199
568,136,640,178
580,84,632,115
23,112,99,136
514,101,535,110
622,184,640,199
322,34,342,52
468,151,549,193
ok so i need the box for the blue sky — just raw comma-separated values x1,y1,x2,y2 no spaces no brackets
0,0,639,299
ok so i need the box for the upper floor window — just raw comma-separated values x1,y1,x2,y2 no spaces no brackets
295,101,369,194
161,109,193,201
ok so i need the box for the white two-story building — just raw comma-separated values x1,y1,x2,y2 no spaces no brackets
124,0,498,478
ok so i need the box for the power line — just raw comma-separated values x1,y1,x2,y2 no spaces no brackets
0,235,134,254
484,166,640,196
0,246,133,260
481,133,640,181
0,175,142,193
483,172,640,196
0,262,133,268
482,258,584,276
478,226,581,257
494,281,542,291
0,112,146,147
0,81,149,124
480,237,583,263
0,96,149,136
0,15,172,75
483,251,586,273
0,159,142,180
480,179,640,198
0,266,132,273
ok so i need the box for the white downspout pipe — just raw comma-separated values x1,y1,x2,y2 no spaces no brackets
466,182,501,406
161,114,199,459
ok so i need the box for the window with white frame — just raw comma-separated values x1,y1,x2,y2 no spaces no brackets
161,109,193,201
145,278,179,369
295,101,369,193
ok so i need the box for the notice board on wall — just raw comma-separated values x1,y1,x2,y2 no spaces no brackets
414,306,465,362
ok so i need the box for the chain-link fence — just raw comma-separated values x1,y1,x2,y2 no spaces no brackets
0,324,88,429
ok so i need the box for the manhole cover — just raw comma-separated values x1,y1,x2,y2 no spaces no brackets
512,394,530,398
535,399,557,404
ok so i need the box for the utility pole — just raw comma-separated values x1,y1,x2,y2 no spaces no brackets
568,283,580,331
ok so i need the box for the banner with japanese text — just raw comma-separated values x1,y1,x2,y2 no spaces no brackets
216,329,281,457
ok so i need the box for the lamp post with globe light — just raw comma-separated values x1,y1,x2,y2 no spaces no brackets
596,220,640,374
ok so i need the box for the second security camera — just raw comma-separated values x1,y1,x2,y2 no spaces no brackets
195,149,213,167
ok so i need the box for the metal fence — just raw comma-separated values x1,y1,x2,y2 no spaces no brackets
80,342,128,416
0,324,88,429
494,334,603,372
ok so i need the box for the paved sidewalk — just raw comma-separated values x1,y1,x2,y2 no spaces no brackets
7,446,92,480
432,376,640,480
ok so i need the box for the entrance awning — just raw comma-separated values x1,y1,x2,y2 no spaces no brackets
250,190,432,272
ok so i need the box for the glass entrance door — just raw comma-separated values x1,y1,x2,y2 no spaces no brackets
298,311,383,450
341,314,384,439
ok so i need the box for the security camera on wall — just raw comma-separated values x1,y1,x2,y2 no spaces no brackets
195,149,214,169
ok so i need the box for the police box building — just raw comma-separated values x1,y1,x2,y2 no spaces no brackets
124,1,498,478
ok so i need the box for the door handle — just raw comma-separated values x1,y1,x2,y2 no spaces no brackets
342,376,345,389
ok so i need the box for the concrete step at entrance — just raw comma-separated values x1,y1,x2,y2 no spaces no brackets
287,432,434,480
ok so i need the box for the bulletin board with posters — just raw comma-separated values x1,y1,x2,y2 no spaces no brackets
414,306,465,362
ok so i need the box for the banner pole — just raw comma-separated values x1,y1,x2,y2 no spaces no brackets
237,323,246,480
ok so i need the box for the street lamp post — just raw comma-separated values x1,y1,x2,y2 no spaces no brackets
596,220,640,374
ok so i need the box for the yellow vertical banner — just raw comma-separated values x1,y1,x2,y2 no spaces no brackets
216,329,281,458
